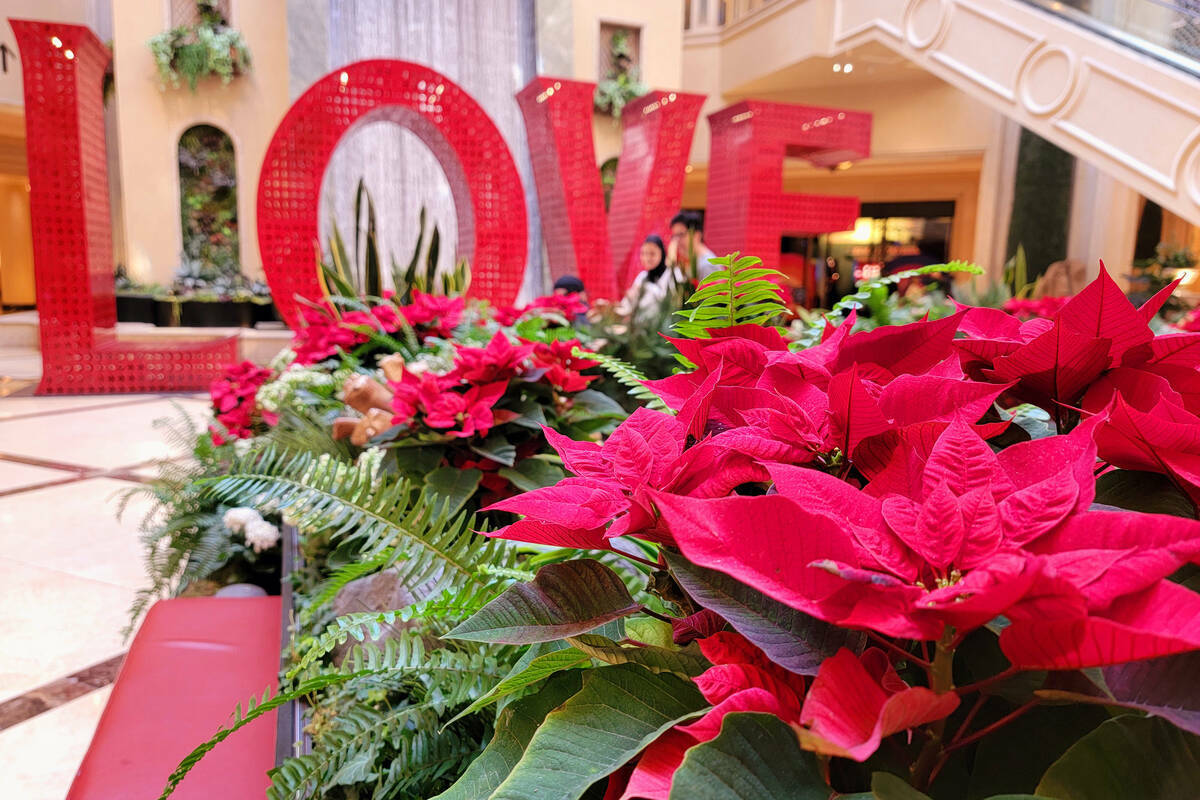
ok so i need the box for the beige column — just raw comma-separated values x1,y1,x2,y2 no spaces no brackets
1067,161,1141,282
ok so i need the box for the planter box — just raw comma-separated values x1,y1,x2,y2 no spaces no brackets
154,299,180,328
115,294,157,324
254,301,282,326
178,300,258,328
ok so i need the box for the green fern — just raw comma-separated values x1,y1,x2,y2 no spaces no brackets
794,261,985,348
160,632,505,799
306,549,396,620
121,408,239,635
673,252,790,338
269,702,480,799
199,445,519,601
575,347,671,413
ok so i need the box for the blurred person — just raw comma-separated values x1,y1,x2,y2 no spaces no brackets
553,274,587,302
670,211,718,281
615,234,687,326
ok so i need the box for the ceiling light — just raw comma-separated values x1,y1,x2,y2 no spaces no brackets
832,63,842,72
844,63,854,73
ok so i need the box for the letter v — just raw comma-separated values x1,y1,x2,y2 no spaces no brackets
518,77,704,299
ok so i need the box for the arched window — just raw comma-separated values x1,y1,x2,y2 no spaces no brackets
177,124,238,275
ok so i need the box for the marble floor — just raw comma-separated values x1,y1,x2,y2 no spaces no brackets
0,347,211,798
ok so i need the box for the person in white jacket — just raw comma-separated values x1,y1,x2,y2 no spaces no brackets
614,234,688,327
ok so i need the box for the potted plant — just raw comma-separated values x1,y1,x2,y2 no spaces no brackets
148,0,251,91
161,260,268,328
594,29,648,120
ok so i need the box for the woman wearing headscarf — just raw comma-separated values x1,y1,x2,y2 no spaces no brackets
614,234,688,327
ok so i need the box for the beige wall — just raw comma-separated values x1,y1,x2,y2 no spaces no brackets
1,0,108,110
111,0,290,284
565,0,685,162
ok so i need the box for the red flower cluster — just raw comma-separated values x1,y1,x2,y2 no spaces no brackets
389,368,511,439
291,292,465,365
529,338,599,393
401,291,464,339
493,292,588,326
209,360,276,445
489,267,1200,782
453,331,534,383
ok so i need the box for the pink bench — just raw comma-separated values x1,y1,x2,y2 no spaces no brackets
67,596,282,799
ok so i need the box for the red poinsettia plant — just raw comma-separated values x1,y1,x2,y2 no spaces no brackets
208,360,276,445
439,261,1200,799
332,328,624,510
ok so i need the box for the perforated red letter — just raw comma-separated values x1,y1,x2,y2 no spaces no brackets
518,78,704,297
12,19,236,394
257,61,528,327
706,100,872,271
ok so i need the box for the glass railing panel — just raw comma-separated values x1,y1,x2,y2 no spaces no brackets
1022,0,1200,76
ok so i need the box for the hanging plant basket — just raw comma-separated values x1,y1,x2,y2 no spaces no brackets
149,4,251,91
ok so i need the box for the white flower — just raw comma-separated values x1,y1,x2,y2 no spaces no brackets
243,518,281,553
356,447,384,482
222,507,262,533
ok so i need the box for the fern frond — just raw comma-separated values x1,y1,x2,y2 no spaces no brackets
674,252,790,338
306,548,396,619
794,260,985,349
576,348,670,413
162,634,506,799
200,444,518,604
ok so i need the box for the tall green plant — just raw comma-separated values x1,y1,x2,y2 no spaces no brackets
318,180,470,304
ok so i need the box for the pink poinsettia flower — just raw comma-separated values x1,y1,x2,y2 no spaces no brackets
645,315,1007,468
388,368,453,425
526,292,588,318
452,331,533,383
796,648,959,761
400,291,464,339
209,361,276,444
654,417,1200,667
483,407,765,547
621,632,806,800
1081,371,1200,507
954,266,1183,413
422,381,509,439
291,304,364,365
529,339,599,393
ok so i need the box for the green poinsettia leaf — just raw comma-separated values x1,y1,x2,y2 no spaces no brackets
422,466,482,517
668,713,828,799
491,663,707,800
567,634,709,677
431,670,584,800
497,458,566,492
470,433,518,467
966,702,1108,798
1093,469,1198,519
667,552,863,674
871,773,933,799
566,388,627,419
1036,715,1200,799
444,559,640,644
449,644,591,722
